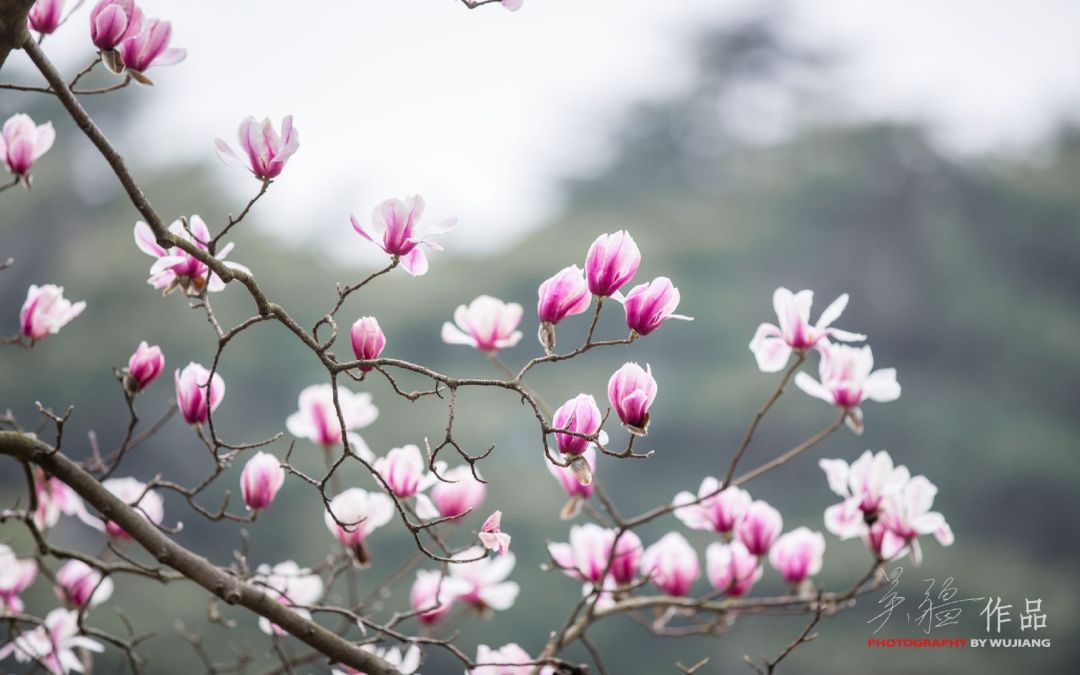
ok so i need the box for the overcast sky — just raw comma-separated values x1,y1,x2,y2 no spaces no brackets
11,0,1080,255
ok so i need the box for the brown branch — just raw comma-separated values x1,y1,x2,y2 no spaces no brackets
0,0,33,70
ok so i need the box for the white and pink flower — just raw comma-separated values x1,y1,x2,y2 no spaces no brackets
640,532,699,597
19,284,84,341
286,384,377,458
351,195,455,276
607,362,657,435
323,488,394,564
673,479,751,535
705,540,762,597
430,465,486,520
350,316,386,372
620,277,692,337
96,477,164,540
175,362,225,425
90,0,142,52
0,544,37,615
441,295,523,352
547,445,596,520
240,451,285,512
449,546,520,613
585,230,640,297
749,288,865,372
819,450,909,540
54,560,113,609
134,216,249,295
472,643,554,675
735,500,783,557
551,393,602,456
479,511,511,556
251,561,324,636
33,470,85,531
795,344,900,434
117,18,186,81
215,116,298,180
27,0,65,35
124,340,164,392
879,476,953,565
1,113,54,181
0,608,103,673
410,569,469,625
769,528,826,585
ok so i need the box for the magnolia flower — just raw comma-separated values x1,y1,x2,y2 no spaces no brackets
324,488,394,564
547,523,615,585
54,560,113,609
410,569,469,625
1,113,54,181
441,295,523,352
794,344,900,434
479,511,511,556
90,0,142,52
449,546,520,613
673,480,751,534
735,500,783,557
640,532,699,597
28,0,64,35
134,216,249,295
863,520,907,561
215,115,298,180
819,451,910,540
175,362,225,425
33,470,84,530
96,477,164,539
117,18,186,82
607,362,657,434
621,277,692,337
585,230,640,297
124,340,164,392
351,195,456,276
351,316,386,372
375,444,439,500
608,530,643,586
286,384,377,458
769,528,826,585
0,608,103,674
749,288,866,372
536,265,591,352
333,644,423,675
879,476,953,565
251,561,324,636
430,465,487,520
705,541,762,597
547,445,596,520
240,452,285,511
501,0,525,12
472,643,554,675
552,393,602,456
0,544,37,615
19,284,84,341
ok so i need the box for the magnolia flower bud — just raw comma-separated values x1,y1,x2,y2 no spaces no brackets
240,452,285,512
117,19,186,83
28,0,65,35
585,230,640,297
607,362,657,435
736,500,783,557
90,0,143,52
769,528,826,585
621,277,692,337
640,532,699,597
350,316,386,372
552,394,602,456
174,362,225,425
123,341,164,393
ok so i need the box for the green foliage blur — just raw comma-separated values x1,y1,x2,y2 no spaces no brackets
1,18,1077,675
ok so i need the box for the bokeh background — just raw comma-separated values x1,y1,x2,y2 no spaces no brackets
2,1,1079,673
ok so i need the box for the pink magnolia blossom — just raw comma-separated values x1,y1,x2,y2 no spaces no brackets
33,470,84,530
863,521,907,561
351,195,456,276
547,445,596,520
608,530,643,586
441,295,523,352
333,644,422,675
27,0,64,35
285,384,377,457
90,0,142,51
749,288,865,372
607,362,657,434
585,230,640,297
501,0,525,12
0,544,37,615
538,264,591,324
375,444,439,499
794,344,901,434
673,479,751,534
450,547,520,613
54,560,113,609
621,276,692,337
819,450,909,540
547,523,614,585
124,340,164,392
479,510,511,556
133,216,250,295
735,500,783,557
430,465,487,520
0,608,103,674
769,528,826,585
640,532,699,597
879,475,953,565
705,540,762,597
240,451,285,512
472,643,554,675
552,393,602,456
19,284,84,341
95,477,164,540
350,316,386,372
251,561,323,636
1,113,54,180
117,18,186,80
410,569,469,625
215,116,298,181
323,488,394,564
174,362,225,425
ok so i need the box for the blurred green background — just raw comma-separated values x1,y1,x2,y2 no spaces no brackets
2,17,1078,675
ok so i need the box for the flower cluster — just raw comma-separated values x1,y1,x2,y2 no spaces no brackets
89,0,186,80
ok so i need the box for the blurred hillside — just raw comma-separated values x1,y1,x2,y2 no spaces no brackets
2,19,1078,675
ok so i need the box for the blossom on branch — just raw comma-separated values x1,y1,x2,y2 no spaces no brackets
0,608,103,674
134,216,250,296
174,362,225,425
794,344,900,434
536,264,591,352
431,465,487,520
410,569,469,625
240,451,285,512
27,0,65,36
124,340,164,392
19,284,84,341
33,470,85,530
673,479,751,535
819,450,909,541
640,532,699,597
879,475,953,565
215,116,299,181
441,295,523,352
0,544,37,615
351,195,456,277
334,644,422,675
286,384,377,458
90,0,143,52
585,230,640,297
705,540,762,597
551,393,602,456
607,361,657,435
94,477,164,540
769,528,826,585
472,643,554,675
749,287,865,372
735,500,783,557
1,114,54,184
323,488,394,564
546,445,596,520
620,276,692,337
54,560,113,609
251,561,324,636
350,316,386,372
117,18,186,83
450,546,520,613
479,510,511,556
